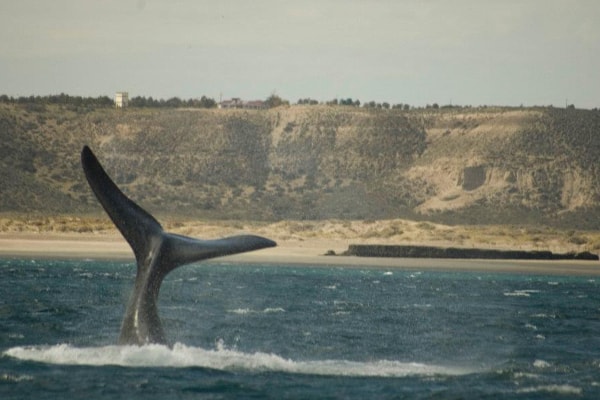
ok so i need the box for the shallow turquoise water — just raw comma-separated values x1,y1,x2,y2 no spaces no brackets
2,258,600,398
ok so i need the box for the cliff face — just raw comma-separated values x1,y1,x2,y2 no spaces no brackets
1,103,599,228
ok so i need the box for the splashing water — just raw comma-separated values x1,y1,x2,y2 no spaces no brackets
4,342,473,377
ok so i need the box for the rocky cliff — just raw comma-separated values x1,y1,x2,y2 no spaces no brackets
1,103,599,228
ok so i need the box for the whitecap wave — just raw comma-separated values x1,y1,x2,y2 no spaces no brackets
263,307,285,313
531,313,556,319
3,343,473,377
1,373,33,382
517,384,582,395
227,307,285,315
533,359,551,369
503,289,540,297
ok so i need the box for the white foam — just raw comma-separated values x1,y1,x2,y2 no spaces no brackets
1,373,33,382
531,313,556,319
228,308,253,314
8,333,24,339
413,303,432,309
517,384,582,395
503,292,530,297
263,307,285,313
504,289,540,297
513,371,541,380
3,343,473,377
227,307,285,315
533,359,551,369
333,311,351,315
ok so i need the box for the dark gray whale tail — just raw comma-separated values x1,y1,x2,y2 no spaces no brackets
81,146,276,345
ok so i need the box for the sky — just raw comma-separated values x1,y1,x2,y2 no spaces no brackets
1,0,599,108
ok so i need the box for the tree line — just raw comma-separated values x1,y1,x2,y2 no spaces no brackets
0,93,219,109
0,93,114,107
1,92,520,111
129,95,217,108
320,97,411,110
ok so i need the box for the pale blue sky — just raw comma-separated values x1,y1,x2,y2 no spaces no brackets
1,0,598,108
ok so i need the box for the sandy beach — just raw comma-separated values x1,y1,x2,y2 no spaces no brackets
1,231,600,276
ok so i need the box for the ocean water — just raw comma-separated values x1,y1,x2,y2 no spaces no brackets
1,258,600,399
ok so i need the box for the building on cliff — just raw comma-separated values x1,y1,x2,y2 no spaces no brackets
219,98,265,109
114,92,129,108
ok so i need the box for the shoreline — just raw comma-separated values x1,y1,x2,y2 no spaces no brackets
1,233,600,276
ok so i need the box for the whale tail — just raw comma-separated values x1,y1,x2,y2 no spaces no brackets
81,146,276,345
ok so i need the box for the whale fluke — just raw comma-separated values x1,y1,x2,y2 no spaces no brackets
81,146,276,345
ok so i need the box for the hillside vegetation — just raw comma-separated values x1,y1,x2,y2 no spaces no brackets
1,103,600,229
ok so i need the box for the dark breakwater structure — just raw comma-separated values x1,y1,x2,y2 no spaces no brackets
343,244,599,261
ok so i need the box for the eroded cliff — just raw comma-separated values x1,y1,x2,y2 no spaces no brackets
1,103,599,228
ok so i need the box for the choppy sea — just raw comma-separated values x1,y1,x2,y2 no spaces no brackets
2,257,600,399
